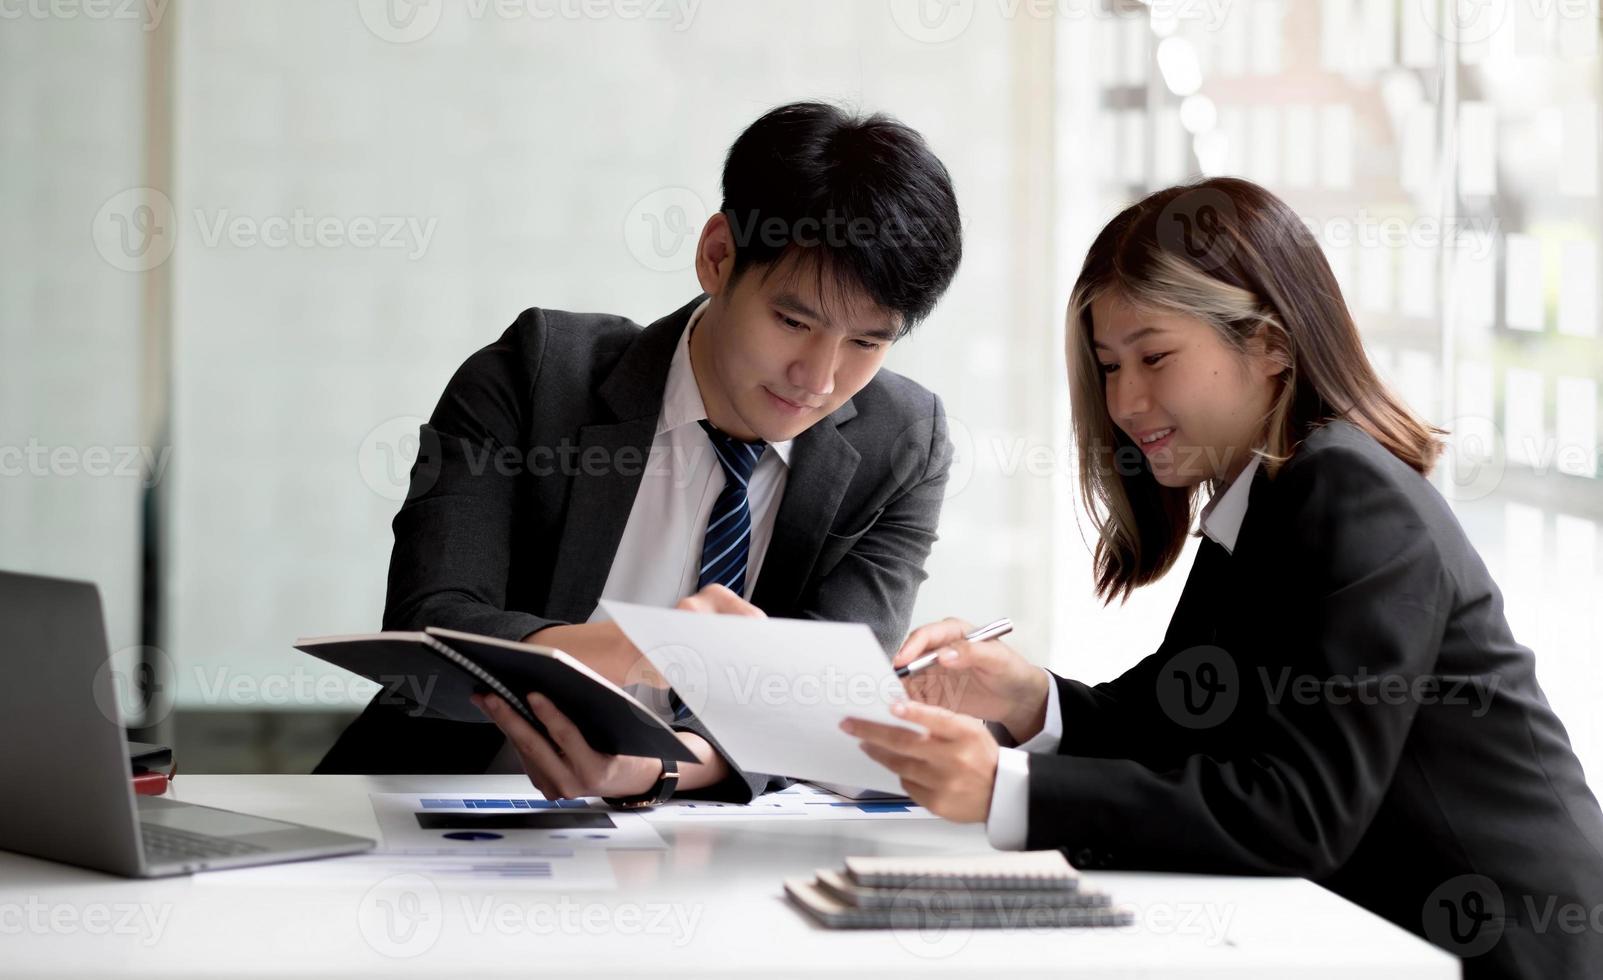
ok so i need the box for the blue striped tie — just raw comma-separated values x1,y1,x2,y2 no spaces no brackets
669,420,766,722
696,419,766,594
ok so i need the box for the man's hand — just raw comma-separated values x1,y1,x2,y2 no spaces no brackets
473,691,732,797
493,585,762,800
841,701,999,823
892,617,1051,743
674,583,766,618
523,585,763,690
473,691,662,799
522,621,643,688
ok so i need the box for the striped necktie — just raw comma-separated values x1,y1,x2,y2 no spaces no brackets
667,420,766,723
696,419,766,594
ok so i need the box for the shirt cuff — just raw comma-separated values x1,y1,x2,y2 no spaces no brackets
1016,669,1062,753
985,747,1032,850
984,669,1062,752
983,670,1061,851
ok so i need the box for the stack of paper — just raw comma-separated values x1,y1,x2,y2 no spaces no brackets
784,851,1134,929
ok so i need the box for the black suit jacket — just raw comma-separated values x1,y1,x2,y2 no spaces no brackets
316,297,952,801
1026,420,1603,978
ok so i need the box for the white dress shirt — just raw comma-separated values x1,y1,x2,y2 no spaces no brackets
488,299,794,773
984,454,1263,848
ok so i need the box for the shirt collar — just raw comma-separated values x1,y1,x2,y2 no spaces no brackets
659,298,794,466
1199,453,1261,555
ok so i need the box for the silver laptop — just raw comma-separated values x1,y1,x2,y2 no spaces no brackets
0,570,374,877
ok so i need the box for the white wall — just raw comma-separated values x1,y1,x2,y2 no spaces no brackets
0,12,148,665
161,0,1053,709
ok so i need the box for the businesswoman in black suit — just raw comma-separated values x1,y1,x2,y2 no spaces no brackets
845,178,1603,978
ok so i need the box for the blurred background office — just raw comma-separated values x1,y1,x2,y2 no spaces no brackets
4,0,1599,776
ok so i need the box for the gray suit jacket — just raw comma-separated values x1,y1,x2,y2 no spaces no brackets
316,296,953,801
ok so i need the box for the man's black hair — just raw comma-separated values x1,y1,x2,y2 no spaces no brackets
719,101,963,338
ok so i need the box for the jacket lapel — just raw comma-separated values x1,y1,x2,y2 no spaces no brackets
542,297,702,623
1226,462,1276,567
751,399,861,612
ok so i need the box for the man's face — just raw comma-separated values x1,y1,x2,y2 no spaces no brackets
693,239,901,444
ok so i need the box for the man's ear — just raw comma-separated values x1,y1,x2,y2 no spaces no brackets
694,213,737,297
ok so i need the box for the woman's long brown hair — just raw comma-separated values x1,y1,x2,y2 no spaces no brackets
1067,177,1444,604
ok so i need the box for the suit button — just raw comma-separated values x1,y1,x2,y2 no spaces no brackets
1073,848,1094,867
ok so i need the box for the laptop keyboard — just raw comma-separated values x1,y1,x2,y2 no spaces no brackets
140,822,269,862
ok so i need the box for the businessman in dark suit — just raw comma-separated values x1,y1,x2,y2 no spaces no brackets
316,102,963,805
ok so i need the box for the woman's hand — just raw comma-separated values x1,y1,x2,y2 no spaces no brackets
473,691,662,799
893,618,1051,743
842,701,999,823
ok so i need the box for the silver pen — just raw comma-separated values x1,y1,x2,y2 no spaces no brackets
894,618,1014,678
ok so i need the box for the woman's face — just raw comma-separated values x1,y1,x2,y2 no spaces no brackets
1090,292,1282,489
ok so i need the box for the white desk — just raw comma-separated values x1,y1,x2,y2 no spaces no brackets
0,775,1458,978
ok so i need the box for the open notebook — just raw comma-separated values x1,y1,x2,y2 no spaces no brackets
295,627,697,762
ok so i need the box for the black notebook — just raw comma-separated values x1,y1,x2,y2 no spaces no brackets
294,627,697,763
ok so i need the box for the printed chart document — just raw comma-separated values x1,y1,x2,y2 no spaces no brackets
194,793,663,888
601,601,922,794
369,793,666,852
640,783,933,822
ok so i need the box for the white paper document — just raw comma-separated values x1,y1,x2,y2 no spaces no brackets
641,783,933,823
601,601,922,794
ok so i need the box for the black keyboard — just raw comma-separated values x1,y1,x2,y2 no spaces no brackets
140,822,269,862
